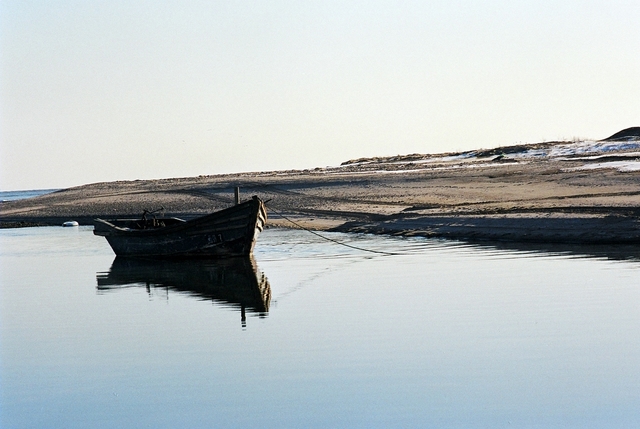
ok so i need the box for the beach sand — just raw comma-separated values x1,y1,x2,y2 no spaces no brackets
3,140,640,244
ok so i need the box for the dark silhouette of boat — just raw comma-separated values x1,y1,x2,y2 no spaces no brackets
94,196,267,257
96,256,271,322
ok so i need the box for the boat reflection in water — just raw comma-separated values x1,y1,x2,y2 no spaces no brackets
97,256,271,326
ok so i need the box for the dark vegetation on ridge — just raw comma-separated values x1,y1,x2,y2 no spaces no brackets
602,127,640,141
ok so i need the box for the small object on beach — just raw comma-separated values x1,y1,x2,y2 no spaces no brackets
62,221,79,227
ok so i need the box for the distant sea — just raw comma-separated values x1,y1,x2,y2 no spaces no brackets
0,189,59,202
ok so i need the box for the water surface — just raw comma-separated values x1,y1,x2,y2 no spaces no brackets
1,227,639,428
0,189,59,202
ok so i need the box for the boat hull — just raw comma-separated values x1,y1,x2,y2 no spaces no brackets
94,197,267,258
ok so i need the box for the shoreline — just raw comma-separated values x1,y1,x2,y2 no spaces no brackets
3,139,640,244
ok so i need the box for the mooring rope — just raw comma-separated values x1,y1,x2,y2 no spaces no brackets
264,202,398,256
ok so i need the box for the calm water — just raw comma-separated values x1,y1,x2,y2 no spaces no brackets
1,227,639,428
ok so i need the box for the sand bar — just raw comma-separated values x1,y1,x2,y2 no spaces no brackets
3,137,640,244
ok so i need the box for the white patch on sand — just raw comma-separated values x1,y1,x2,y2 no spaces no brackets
334,139,640,171
486,140,640,162
567,161,640,172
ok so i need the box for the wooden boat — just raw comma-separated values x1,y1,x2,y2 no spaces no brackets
93,196,267,258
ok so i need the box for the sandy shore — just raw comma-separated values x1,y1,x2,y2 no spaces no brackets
3,139,640,244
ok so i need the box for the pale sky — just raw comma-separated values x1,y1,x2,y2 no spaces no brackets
1,1,639,190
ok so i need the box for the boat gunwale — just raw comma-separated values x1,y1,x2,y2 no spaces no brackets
94,197,265,238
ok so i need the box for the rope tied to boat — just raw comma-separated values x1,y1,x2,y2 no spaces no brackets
263,202,398,256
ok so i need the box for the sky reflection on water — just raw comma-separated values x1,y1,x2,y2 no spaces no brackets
1,227,639,428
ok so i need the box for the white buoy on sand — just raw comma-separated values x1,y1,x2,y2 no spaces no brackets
62,221,79,227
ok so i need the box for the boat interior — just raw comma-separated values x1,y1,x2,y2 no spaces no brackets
105,217,187,230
